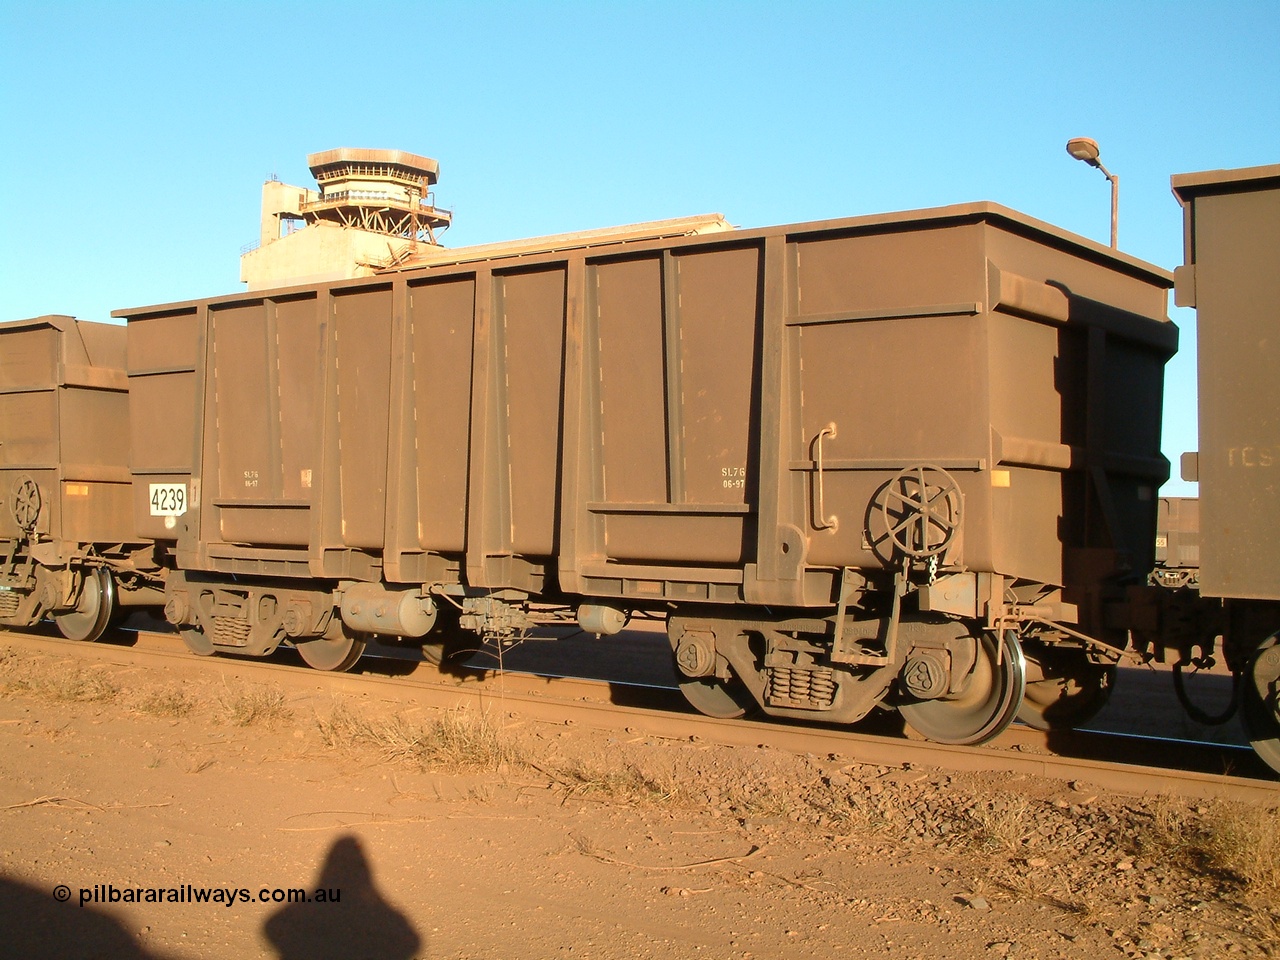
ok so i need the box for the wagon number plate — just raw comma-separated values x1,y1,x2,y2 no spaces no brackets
149,483,187,517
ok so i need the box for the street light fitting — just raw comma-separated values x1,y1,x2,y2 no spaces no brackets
1066,137,1102,166
1065,137,1118,249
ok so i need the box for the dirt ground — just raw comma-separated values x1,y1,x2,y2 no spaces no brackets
0,644,1276,960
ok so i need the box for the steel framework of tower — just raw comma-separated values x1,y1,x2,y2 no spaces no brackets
302,148,452,243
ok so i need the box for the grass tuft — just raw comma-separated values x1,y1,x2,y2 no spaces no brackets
217,683,292,727
317,702,519,772
2,663,121,704
554,758,679,804
133,685,197,718
1135,796,1280,901
1201,802,1280,895
968,793,1032,852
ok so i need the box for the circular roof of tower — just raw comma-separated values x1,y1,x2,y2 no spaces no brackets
306,148,440,184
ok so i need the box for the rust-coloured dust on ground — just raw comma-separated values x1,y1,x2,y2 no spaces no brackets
1,646,1277,959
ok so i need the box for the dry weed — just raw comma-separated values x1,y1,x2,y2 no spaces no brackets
1138,795,1199,860
996,863,1099,917
314,701,363,749
968,793,1032,852
217,682,292,727
132,685,197,718
317,702,519,772
1201,802,1280,896
823,796,874,831
0,652,123,705
428,706,520,770
1133,796,1280,900
739,787,796,821
554,757,678,804
10,663,120,704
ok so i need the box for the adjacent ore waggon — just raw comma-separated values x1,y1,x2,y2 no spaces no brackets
1136,163,1280,770
0,316,163,640
113,201,1175,745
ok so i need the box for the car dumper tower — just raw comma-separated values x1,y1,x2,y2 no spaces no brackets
240,147,452,290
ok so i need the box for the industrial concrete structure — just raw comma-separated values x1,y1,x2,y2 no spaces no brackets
240,148,734,291
239,148,452,291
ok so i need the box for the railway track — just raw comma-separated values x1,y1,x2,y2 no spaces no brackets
2,625,1276,804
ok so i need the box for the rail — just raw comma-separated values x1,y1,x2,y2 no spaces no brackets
3,626,1275,804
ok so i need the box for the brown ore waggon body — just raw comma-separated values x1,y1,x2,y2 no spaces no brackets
0,316,163,641
115,201,1175,745
1137,163,1280,769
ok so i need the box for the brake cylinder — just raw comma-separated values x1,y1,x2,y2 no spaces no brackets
340,584,437,637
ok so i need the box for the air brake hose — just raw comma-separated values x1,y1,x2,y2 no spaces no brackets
1171,659,1240,726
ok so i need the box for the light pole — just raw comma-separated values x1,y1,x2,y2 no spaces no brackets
1066,137,1118,249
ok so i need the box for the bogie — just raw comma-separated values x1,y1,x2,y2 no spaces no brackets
670,612,1027,747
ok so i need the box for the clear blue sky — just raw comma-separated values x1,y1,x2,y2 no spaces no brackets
2,1,1276,494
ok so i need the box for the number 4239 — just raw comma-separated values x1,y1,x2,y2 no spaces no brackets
148,483,187,517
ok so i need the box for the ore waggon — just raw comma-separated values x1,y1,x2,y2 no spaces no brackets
0,316,163,641
5,161,1280,773
1135,163,1280,770
113,200,1174,747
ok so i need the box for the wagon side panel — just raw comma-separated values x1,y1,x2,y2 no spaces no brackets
388,275,475,579
786,224,991,578
1174,166,1280,599
579,244,761,574
126,308,201,543
203,295,322,550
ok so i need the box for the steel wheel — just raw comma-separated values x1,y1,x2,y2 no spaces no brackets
180,625,216,656
899,631,1026,745
418,607,480,666
1241,637,1280,775
678,674,758,720
296,628,367,672
421,635,480,667
54,568,116,643
1016,642,1116,731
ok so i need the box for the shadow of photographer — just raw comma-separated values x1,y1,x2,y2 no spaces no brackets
263,833,423,960
0,873,169,959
